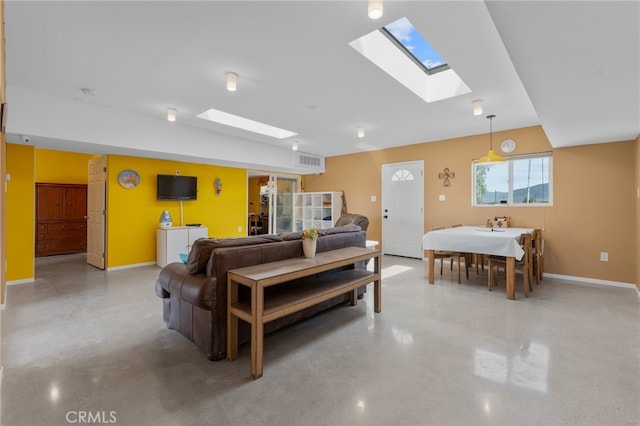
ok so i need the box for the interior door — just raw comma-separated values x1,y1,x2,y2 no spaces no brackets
87,156,106,269
381,161,424,258
268,175,299,234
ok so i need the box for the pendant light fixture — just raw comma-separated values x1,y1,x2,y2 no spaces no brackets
478,114,505,163
368,0,383,19
291,141,299,151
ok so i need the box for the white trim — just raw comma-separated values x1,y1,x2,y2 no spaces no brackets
7,278,35,285
544,273,635,289
107,261,156,272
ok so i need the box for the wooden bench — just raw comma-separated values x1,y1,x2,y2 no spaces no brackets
227,246,382,379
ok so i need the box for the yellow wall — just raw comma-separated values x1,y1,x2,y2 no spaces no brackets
6,144,35,281
5,148,250,273
106,155,247,268
306,125,637,284
35,148,96,183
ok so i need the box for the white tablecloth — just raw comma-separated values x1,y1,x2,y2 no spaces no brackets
423,226,533,260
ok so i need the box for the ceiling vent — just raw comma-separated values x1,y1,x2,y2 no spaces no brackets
294,151,325,171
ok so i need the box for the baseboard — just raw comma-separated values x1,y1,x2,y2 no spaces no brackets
6,277,35,286
106,261,156,272
543,273,635,289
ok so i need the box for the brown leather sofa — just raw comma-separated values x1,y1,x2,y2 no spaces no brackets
155,217,368,360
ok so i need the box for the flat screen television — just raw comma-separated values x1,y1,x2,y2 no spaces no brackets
157,174,197,200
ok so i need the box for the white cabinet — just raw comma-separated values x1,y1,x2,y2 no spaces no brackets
156,226,208,267
293,192,343,231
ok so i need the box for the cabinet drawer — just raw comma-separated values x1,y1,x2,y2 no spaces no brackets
37,239,87,255
44,222,86,231
39,230,86,240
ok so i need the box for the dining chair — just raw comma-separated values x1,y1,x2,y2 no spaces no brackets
532,228,544,285
431,226,468,284
487,233,533,297
248,214,263,235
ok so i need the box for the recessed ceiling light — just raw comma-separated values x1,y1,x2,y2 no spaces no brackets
197,108,297,139
167,108,176,122
473,99,483,116
357,126,365,138
368,0,383,19
292,141,299,151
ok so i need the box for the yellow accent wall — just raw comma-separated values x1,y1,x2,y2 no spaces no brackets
306,125,637,285
35,148,96,183
106,155,247,268
6,144,35,281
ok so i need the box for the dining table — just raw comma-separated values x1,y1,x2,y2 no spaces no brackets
423,226,534,300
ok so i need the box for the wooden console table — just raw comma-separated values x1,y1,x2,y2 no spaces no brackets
227,246,382,379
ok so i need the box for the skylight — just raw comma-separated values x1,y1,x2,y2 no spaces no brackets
383,17,448,74
197,108,297,139
349,17,470,103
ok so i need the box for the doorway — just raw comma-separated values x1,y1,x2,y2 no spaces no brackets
247,171,300,235
381,161,424,258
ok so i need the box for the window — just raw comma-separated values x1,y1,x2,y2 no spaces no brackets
473,153,552,206
391,168,415,181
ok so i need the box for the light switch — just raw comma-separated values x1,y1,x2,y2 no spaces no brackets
438,194,445,201
371,195,377,202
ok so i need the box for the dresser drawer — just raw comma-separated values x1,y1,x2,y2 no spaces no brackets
37,239,87,255
38,230,87,240
39,222,86,231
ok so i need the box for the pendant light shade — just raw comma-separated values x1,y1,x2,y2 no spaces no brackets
368,0,383,19
478,114,505,163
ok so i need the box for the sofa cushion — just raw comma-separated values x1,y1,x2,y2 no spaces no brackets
186,235,283,275
280,231,303,241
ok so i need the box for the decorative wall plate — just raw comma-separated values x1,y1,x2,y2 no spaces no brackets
500,139,516,153
118,170,141,189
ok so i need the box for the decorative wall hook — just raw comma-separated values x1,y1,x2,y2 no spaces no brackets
214,178,223,195
438,168,455,187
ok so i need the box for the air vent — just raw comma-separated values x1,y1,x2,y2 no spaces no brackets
294,152,325,171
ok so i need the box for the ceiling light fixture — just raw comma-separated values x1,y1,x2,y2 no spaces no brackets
167,108,176,122
357,126,365,138
292,141,299,151
226,72,237,92
472,99,483,116
368,0,383,19
478,114,505,163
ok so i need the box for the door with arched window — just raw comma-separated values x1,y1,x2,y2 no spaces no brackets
381,161,424,258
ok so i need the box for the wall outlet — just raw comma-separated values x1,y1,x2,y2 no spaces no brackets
600,252,608,262
238,225,242,233
438,194,445,201
371,195,377,202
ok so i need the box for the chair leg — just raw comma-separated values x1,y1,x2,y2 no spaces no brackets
457,257,461,284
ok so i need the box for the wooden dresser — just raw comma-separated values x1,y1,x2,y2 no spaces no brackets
36,183,88,257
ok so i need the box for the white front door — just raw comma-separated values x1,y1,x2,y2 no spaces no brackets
381,161,424,258
87,156,106,269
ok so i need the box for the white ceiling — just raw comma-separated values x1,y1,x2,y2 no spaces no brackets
4,1,639,173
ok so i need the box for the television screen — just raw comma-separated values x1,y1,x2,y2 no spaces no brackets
157,174,197,200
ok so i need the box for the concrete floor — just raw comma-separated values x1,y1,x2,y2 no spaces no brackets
1,253,639,426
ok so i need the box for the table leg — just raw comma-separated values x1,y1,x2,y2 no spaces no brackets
374,254,381,313
227,277,238,361
427,250,435,284
251,284,264,379
506,256,516,300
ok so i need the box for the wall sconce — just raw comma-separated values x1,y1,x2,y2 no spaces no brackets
214,178,223,195
368,0,383,19
357,126,365,138
167,108,176,122
226,72,237,92
472,99,483,116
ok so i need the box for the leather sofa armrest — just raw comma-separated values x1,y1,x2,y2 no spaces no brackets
156,262,217,310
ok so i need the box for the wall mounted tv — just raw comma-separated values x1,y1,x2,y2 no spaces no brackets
157,174,198,200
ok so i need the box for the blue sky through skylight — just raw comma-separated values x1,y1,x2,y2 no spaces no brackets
384,17,446,71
